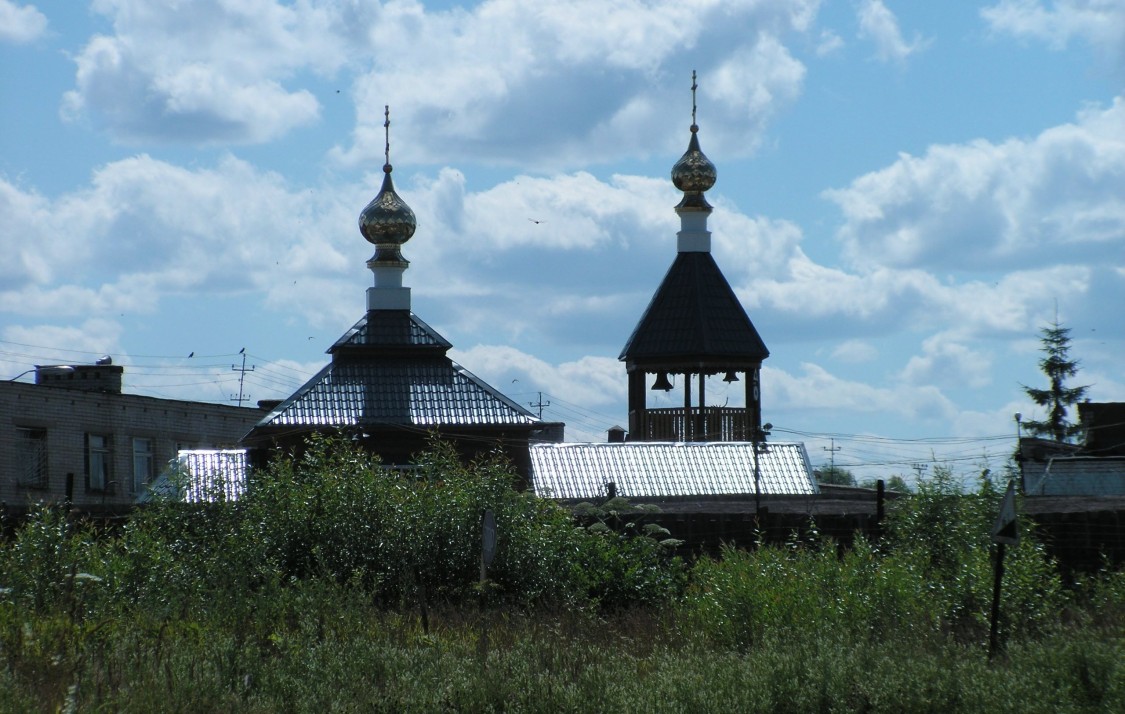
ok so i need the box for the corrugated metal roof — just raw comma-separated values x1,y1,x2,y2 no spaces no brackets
529,441,817,500
330,310,451,352
1024,456,1125,496
139,449,248,503
620,252,769,366
255,358,539,429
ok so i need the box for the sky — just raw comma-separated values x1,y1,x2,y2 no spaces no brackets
1,0,1123,485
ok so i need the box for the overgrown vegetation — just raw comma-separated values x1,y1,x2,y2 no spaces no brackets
1,439,1121,711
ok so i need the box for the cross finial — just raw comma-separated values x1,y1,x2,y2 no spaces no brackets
383,105,391,172
690,70,698,132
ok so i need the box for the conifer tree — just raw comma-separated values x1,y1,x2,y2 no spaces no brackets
1020,318,1089,442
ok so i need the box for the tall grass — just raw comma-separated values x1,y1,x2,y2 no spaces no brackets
681,467,1068,651
0,444,1121,711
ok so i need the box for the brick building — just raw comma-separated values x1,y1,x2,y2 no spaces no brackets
1,363,265,513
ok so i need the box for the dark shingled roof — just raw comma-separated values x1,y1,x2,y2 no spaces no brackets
330,310,451,353
619,252,769,367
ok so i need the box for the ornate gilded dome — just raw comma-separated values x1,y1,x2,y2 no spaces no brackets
359,106,416,265
671,126,717,208
359,165,417,249
672,73,716,211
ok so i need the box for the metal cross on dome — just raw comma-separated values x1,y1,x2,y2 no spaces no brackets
691,69,697,129
383,105,391,169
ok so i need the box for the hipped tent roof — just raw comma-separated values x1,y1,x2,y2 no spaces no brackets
619,252,768,370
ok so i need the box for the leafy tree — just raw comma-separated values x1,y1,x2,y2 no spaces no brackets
1020,318,1089,442
814,465,856,486
858,474,911,493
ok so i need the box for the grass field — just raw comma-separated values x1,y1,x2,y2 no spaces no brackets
2,439,1122,712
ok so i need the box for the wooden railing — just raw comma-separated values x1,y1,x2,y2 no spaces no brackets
642,407,751,442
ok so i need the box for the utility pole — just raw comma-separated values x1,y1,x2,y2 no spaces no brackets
823,438,841,471
529,391,550,419
231,349,255,407
753,422,772,520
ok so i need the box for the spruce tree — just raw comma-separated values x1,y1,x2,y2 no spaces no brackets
1020,318,1089,442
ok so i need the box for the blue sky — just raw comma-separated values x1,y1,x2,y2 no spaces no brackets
2,1,1123,484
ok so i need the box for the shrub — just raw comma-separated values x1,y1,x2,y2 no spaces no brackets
111,434,685,613
681,465,1068,650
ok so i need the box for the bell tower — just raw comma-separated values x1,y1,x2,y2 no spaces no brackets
619,73,769,442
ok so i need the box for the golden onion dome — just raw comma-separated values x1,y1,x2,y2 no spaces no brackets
672,124,716,211
359,164,417,249
359,106,416,265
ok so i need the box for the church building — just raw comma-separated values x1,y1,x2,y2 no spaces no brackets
242,109,559,478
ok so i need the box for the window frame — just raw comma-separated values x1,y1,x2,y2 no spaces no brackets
86,433,113,493
15,427,48,489
132,437,154,493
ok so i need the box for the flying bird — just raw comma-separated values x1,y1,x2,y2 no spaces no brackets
528,218,544,224
187,352,194,358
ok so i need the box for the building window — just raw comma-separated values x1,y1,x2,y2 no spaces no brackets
87,434,112,492
132,438,153,492
16,428,47,488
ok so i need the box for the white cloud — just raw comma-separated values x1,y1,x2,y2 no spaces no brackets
449,344,626,441
335,0,819,169
0,155,366,326
59,0,821,155
816,29,845,56
899,333,993,389
824,97,1125,273
0,156,679,353
712,210,805,284
62,0,357,143
831,339,878,363
767,362,957,422
2,319,125,366
982,0,1125,58
444,171,674,253
0,1,46,44
0,179,56,288
856,0,930,63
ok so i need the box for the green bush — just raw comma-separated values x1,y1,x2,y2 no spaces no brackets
681,466,1068,650
101,434,683,614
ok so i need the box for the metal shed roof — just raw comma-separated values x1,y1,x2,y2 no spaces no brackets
529,441,816,500
139,449,248,503
1023,456,1125,497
